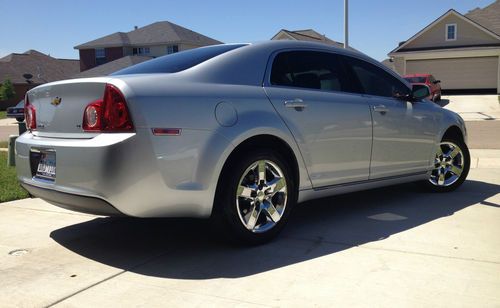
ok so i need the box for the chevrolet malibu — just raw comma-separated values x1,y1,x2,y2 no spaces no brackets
16,41,470,244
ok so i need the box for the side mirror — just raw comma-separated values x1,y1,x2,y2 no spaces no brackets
434,80,441,84
412,84,430,101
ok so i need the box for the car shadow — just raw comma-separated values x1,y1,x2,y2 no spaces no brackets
50,179,499,279
436,99,450,107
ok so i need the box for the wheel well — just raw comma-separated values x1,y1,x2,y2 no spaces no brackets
442,126,464,143
221,134,300,188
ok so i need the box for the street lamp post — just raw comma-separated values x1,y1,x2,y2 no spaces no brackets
344,0,349,49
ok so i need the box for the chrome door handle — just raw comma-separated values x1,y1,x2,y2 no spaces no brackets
373,105,388,114
284,98,307,109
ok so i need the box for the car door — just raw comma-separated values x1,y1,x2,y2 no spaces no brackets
340,55,439,179
264,50,372,188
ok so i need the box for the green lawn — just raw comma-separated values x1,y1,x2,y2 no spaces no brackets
0,111,6,120
0,152,29,203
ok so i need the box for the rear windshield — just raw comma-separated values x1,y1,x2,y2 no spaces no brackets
404,77,427,83
112,44,246,75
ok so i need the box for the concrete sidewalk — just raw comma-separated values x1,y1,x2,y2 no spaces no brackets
470,149,500,168
0,118,17,126
0,166,499,306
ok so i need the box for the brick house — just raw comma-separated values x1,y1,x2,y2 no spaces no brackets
74,21,223,72
0,50,79,109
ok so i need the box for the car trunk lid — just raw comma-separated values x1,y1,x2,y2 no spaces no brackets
26,78,110,138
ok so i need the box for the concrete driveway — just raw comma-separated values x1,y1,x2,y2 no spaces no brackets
441,94,500,121
1,166,499,307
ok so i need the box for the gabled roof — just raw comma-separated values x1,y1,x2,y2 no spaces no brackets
75,21,223,49
271,29,344,48
73,55,153,78
389,8,500,54
0,50,79,84
466,0,500,36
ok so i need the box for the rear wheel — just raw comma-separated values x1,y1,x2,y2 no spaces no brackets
423,138,470,192
213,149,297,244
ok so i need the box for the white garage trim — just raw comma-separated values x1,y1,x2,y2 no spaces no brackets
390,46,500,60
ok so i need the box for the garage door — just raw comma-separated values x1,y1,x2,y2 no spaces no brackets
406,57,498,90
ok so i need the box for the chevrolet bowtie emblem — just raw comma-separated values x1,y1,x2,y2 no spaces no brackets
51,97,62,106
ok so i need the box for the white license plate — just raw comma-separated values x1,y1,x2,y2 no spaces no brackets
36,151,56,180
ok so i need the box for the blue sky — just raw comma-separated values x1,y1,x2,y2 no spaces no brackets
0,0,494,61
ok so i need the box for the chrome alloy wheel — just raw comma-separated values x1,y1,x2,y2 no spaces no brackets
236,160,288,233
429,141,465,187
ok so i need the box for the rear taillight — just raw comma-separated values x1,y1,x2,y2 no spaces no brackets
24,94,37,130
83,84,134,132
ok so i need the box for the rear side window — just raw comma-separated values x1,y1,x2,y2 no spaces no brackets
342,56,410,98
270,51,350,92
112,44,246,75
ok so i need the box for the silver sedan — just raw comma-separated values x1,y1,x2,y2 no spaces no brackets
16,41,470,244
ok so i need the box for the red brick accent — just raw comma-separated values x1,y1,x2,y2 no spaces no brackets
79,49,96,72
105,47,123,62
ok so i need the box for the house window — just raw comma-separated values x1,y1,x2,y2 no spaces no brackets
167,45,179,54
95,48,106,65
446,24,457,41
133,47,150,55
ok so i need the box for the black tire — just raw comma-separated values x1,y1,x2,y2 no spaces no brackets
422,137,470,192
212,149,297,245
16,117,24,123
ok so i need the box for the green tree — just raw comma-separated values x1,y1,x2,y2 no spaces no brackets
0,79,15,101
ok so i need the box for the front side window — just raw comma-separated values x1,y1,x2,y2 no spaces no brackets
446,24,457,41
342,56,410,98
270,51,350,92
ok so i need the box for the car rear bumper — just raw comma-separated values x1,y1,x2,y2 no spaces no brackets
15,129,221,218
21,182,124,216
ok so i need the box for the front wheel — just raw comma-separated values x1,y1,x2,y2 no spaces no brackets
213,149,297,245
423,138,470,192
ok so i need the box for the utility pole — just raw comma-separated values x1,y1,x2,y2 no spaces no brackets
344,0,349,49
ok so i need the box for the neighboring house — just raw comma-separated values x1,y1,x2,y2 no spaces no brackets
381,58,395,71
272,29,345,48
0,50,79,109
388,0,500,93
74,21,223,72
74,55,153,78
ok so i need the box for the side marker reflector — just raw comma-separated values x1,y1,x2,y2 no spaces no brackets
152,128,182,136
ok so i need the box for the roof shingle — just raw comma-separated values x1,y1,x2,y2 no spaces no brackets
465,0,500,36
75,21,222,49
73,55,153,78
0,50,79,84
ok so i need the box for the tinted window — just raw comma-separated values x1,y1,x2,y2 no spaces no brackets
342,56,410,98
270,51,350,92
112,44,246,75
404,77,427,83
